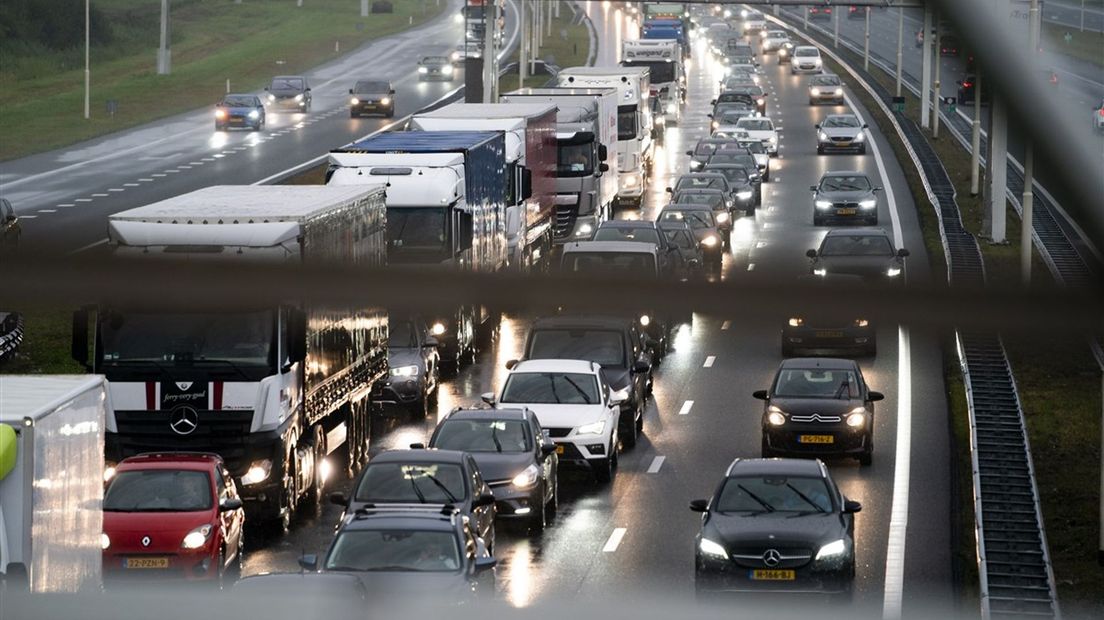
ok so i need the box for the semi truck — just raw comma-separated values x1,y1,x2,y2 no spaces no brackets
327,131,508,368
621,39,685,126
557,67,654,208
499,87,619,245
411,102,557,272
0,375,107,592
76,185,389,531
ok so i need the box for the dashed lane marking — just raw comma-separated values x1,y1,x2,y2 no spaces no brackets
703,356,716,368
602,528,627,552
678,400,694,415
647,456,666,474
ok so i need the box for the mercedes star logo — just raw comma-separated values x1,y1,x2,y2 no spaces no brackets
762,549,782,567
141,536,151,547
169,406,199,436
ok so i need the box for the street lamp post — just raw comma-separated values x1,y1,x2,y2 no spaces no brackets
157,0,171,75
84,0,90,119
1021,0,1041,284
864,7,871,71
896,5,904,97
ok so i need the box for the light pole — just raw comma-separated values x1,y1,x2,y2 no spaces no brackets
970,69,982,195
361,0,368,18
896,4,904,97
920,3,933,129
863,7,871,71
1021,0,1041,284
833,5,840,48
157,0,171,75
84,0,90,119
520,0,527,88
932,16,941,139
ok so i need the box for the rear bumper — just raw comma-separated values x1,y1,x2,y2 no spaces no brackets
782,325,874,353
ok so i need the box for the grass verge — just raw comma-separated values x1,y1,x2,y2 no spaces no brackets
1042,20,1104,68
0,0,446,162
0,307,85,374
498,2,592,93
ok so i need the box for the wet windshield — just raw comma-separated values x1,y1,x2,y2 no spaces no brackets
707,167,749,185
388,321,417,347
387,208,449,263
221,96,255,107
562,252,657,275
558,141,594,176
100,310,274,365
270,77,303,90
528,329,627,368
104,470,212,512
820,175,872,192
811,75,842,86
353,81,389,93
676,176,726,192
716,476,833,513
501,372,600,404
617,106,638,141
773,368,861,398
823,116,861,128
794,47,819,57
736,118,773,131
354,463,466,504
821,235,895,256
661,209,715,229
325,530,461,573
623,60,676,84
594,226,661,245
434,419,531,453
661,228,696,249
673,193,724,209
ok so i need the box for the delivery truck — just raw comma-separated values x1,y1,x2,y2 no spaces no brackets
0,375,106,593
500,87,618,245
557,67,654,208
411,102,557,272
327,131,507,369
621,39,685,126
75,185,390,532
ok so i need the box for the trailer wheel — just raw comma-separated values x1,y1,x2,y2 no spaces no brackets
300,427,326,511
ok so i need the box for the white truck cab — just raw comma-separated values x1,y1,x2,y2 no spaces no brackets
621,39,685,126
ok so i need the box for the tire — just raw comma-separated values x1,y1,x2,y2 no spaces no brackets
547,475,559,518
300,430,325,511
858,449,873,466
620,408,638,449
809,99,816,106
817,145,825,155
350,110,358,118
813,216,825,226
763,169,770,182
594,441,617,483
635,408,644,434
761,437,775,459
782,342,795,357
528,485,547,533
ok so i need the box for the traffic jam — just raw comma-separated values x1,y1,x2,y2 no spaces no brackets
5,2,934,613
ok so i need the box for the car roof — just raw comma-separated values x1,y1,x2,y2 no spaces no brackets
530,315,632,331
598,220,659,229
823,227,892,238
562,240,658,255
118,453,221,471
510,359,600,374
368,448,468,465
339,511,459,532
673,187,725,194
726,458,827,478
779,357,859,370
273,75,306,80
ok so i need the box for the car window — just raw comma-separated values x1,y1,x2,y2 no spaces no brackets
661,228,696,249
773,368,861,398
820,175,872,191
104,470,213,512
661,209,714,229
740,141,766,154
821,235,894,257
795,47,819,57
354,81,390,92
823,116,861,128
271,78,304,90
707,167,749,184
354,463,466,504
716,476,834,513
694,142,719,156
736,118,772,131
500,372,600,405
562,252,657,275
325,530,461,572
718,110,750,125
674,193,724,209
433,419,532,453
811,75,841,86
528,328,626,368
594,227,661,245
676,177,725,191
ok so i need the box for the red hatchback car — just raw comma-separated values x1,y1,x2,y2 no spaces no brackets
102,453,245,586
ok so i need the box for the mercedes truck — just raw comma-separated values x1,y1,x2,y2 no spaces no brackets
621,39,685,126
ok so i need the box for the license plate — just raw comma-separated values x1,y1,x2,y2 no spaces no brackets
834,140,851,145
750,569,795,580
555,445,565,455
125,557,169,569
836,208,857,215
798,435,835,444
815,330,844,338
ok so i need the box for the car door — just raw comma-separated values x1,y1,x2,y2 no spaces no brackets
466,456,494,541
530,416,555,502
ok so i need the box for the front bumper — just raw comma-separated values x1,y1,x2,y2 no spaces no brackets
817,137,865,152
488,483,544,518
103,546,222,584
695,554,851,595
548,434,611,467
267,97,307,110
792,62,823,73
809,91,845,104
782,325,874,353
763,423,870,457
813,205,877,224
352,102,393,115
372,376,426,407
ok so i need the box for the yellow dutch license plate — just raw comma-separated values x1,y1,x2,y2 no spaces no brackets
815,330,844,338
837,208,857,215
555,445,565,455
125,557,169,569
750,569,796,581
798,435,835,444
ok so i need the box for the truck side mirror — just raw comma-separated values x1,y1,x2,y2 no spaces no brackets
520,168,533,200
288,309,307,363
598,144,608,161
598,162,610,173
71,309,90,369
348,88,353,94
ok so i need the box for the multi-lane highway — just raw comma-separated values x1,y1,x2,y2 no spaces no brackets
239,5,954,616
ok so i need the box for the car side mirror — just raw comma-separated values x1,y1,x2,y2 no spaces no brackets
809,185,818,192
390,89,396,94
685,150,693,156
665,187,673,194
505,359,519,370
481,392,496,406
707,113,713,118
689,499,709,512
348,88,353,94
868,391,885,402
752,389,769,400
474,493,496,508
873,187,882,193
474,556,497,572
263,86,269,91
843,499,862,514
541,441,557,455
220,497,244,512
862,123,869,129
423,336,439,348
298,554,318,571
305,87,311,92
806,249,818,259
814,123,821,129
897,248,910,258
329,492,349,507
710,99,717,105
521,167,533,199
633,360,650,373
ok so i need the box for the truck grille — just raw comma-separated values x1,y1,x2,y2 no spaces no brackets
554,204,578,240
111,409,254,471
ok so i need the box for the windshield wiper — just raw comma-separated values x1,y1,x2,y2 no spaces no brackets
422,474,458,503
548,375,563,404
834,378,852,400
736,484,775,513
785,483,827,513
561,376,593,404
490,425,503,453
407,475,428,504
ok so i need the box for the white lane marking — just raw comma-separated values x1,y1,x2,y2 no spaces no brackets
843,95,902,245
602,528,627,552
647,456,666,474
107,188,124,192
189,161,204,165
201,158,215,162
678,400,694,416
67,237,109,255
138,178,154,182
91,193,108,197
75,198,93,202
57,203,75,207
883,326,913,620
37,209,56,214
123,183,139,187
178,165,192,169
151,173,167,177
747,263,756,271
703,356,716,368
16,214,37,219
721,320,731,330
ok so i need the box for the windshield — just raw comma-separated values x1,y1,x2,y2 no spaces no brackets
562,252,657,275
100,309,274,365
707,167,749,185
220,96,255,107
617,105,638,141
720,88,762,99
773,368,861,399
676,176,725,192
501,372,601,405
388,321,417,347
661,209,714,229
557,141,594,176
673,192,725,209
718,110,750,125
623,60,676,84
594,226,661,245
795,47,819,57
354,463,466,504
811,75,841,86
528,329,626,367
434,419,532,453
820,175,872,192
387,208,449,264
821,235,895,256
736,118,772,131
694,142,719,156
661,228,696,249
823,116,861,128
325,530,461,573
422,56,448,64
270,78,303,90
716,476,833,513
104,470,212,512
353,81,389,93
740,141,766,154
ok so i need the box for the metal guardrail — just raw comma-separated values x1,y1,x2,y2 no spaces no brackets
770,13,1061,619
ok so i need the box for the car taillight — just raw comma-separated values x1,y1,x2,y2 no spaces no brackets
1098,109,1104,117
962,81,972,88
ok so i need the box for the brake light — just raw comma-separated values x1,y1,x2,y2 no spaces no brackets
962,81,972,88
1098,109,1104,117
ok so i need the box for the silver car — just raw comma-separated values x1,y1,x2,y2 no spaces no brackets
791,46,823,74
816,114,868,155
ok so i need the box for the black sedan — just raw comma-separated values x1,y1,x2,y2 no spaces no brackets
691,458,861,599
429,407,558,532
754,358,883,465
418,56,455,81
264,75,311,112
702,163,757,214
811,171,881,226
807,228,909,283
349,80,395,118
783,275,877,357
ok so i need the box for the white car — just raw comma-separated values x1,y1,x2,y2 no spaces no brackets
1094,99,1104,133
791,46,823,74
742,12,767,33
487,359,622,483
734,116,779,155
760,30,791,52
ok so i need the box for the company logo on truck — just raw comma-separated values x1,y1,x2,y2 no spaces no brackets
161,381,208,409
169,407,199,436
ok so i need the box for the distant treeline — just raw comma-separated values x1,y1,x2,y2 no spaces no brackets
0,0,114,54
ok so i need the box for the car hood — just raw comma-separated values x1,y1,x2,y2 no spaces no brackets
388,348,423,369
818,255,895,277
822,126,862,138
220,106,257,113
705,511,843,549
269,89,304,97
103,511,214,551
354,92,388,99
600,367,632,391
818,189,874,202
510,403,608,428
768,397,865,416
468,452,536,484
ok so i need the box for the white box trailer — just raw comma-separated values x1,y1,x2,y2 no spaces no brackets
0,375,107,593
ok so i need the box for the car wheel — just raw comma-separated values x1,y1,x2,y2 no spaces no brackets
548,475,559,517
813,216,825,226
528,485,547,533
859,144,867,155
216,548,228,590
635,407,644,434
858,448,873,467
594,456,614,483
761,437,775,459
817,145,824,155
809,99,816,106
620,407,638,449
408,395,428,418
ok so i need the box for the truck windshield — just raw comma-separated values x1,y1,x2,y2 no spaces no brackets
622,60,676,84
387,208,450,264
617,105,638,141
104,470,213,512
557,141,594,176
562,252,657,276
99,310,274,366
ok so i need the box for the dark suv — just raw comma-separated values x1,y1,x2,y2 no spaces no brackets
519,316,653,448
349,80,395,118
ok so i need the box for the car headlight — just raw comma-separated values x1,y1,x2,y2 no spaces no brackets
624,175,638,187
712,121,720,129
701,235,718,247
214,109,227,119
267,94,275,102
690,160,702,169
816,539,848,560
854,319,869,327
576,420,606,436
818,131,829,141
779,48,789,56
814,58,823,66
181,524,213,550
512,464,540,489
103,464,117,482
419,67,429,74
859,199,877,209
431,322,447,336
101,533,111,550
811,87,821,97
451,51,461,61
813,268,828,276
854,132,865,142
577,222,594,236
736,190,753,200
699,537,728,559
834,88,843,96
638,314,651,327
380,97,391,105
757,98,765,106
248,110,260,119
886,266,902,277
294,94,304,102
815,200,833,209
390,365,419,378
767,135,777,144
767,406,786,426
241,459,273,486
846,409,866,428
350,97,360,105
716,211,731,223
789,318,804,327
443,65,454,75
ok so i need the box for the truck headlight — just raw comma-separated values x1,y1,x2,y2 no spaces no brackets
241,459,273,486
512,464,540,489
815,200,833,209
859,199,877,209
576,420,606,436
181,524,213,550
886,267,902,277
576,222,594,236
846,409,866,427
736,190,753,200
767,406,786,426
699,537,728,559
350,97,360,105
248,110,260,120
789,318,804,327
815,538,847,560
431,322,447,336
101,533,111,550
390,365,419,378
